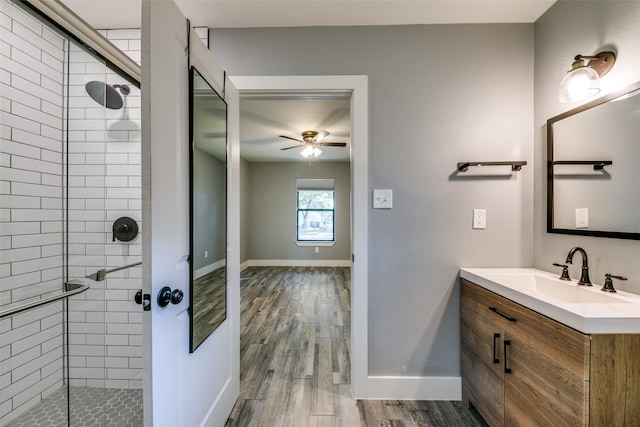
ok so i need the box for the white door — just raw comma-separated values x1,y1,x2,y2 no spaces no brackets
142,1,240,426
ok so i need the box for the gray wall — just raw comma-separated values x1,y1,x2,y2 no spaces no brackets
193,149,226,271
533,1,640,295
240,157,250,264
212,24,534,376
243,161,351,262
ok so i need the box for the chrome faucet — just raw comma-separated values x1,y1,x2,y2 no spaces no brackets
565,247,592,286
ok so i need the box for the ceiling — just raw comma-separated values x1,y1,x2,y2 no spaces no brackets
62,0,556,30
240,96,351,162
61,0,555,163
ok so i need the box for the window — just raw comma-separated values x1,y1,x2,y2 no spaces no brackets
296,179,335,242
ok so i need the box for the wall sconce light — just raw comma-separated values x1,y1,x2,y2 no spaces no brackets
558,51,616,103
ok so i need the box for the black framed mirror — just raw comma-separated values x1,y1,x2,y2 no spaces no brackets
189,66,228,352
547,80,640,240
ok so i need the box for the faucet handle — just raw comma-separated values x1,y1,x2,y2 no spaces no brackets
601,274,627,293
553,263,571,281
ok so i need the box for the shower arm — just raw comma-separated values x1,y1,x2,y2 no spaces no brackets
86,261,143,282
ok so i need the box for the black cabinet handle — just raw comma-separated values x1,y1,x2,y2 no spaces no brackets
504,340,512,374
493,333,500,364
489,307,517,322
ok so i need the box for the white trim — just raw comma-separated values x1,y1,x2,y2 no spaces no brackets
243,259,351,268
366,376,462,400
194,259,226,279
231,75,368,398
295,241,336,247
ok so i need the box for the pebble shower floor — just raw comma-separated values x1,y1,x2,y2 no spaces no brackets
6,387,142,427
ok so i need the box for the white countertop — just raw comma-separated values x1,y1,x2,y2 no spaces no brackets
460,267,640,334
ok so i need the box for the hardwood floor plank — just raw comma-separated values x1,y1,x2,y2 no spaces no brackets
311,338,335,415
261,356,295,427
284,378,312,427
333,384,361,427
357,399,390,426
227,267,488,427
310,415,336,427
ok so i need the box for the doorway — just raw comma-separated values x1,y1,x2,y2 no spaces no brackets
231,75,369,397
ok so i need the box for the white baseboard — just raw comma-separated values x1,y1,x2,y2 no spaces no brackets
365,376,462,400
194,259,225,280
240,259,351,269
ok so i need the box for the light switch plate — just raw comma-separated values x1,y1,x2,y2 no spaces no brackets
575,208,589,228
473,209,486,229
373,189,393,208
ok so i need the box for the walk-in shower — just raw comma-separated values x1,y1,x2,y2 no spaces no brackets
1,1,143,425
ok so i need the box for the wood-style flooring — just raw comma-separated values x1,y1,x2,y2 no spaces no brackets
192,265,226,349
226,266,488,427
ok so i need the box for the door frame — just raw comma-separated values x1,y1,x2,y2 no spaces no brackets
230,75,369,397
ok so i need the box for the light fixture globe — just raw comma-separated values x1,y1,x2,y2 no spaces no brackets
558,65,601,103
301,145,314,157
558,51,616,103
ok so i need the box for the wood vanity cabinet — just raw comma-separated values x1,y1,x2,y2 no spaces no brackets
461,278,640,426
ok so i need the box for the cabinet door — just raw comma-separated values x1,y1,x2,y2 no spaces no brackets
504,334,589,426
461,280,506,426
461,302,505,379
500,296,590,426
462,349,504,427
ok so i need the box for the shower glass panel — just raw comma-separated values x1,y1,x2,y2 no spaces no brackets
0,1,142,425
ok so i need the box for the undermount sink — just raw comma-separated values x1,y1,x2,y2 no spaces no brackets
459,267,640,334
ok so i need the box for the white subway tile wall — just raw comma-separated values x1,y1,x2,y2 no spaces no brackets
1,1,143,422
66,28,142,390
1,1,65,423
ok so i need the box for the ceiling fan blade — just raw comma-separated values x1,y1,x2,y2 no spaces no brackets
314,130,330,142
279,135,304,143
320,142,347,147
280,145,302,151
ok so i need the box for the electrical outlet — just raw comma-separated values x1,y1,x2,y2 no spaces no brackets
473,209,486,229
315,247,319,253
575,208,589,228
204,250,208,258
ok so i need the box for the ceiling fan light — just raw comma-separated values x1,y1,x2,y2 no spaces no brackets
301,145,314,157
312,147,322,157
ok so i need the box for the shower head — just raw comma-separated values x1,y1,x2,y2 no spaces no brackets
113,84,130,96
85,81,129,109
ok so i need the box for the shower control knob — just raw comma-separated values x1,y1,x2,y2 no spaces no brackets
157,286,183,307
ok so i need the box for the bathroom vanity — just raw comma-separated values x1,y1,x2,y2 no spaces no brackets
459,268,640,426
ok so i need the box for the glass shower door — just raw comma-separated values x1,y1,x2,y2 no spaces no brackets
1,1,142,425
64,38,109,426
65,35,143,427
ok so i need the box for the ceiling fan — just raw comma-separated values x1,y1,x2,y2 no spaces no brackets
279,130,347,153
